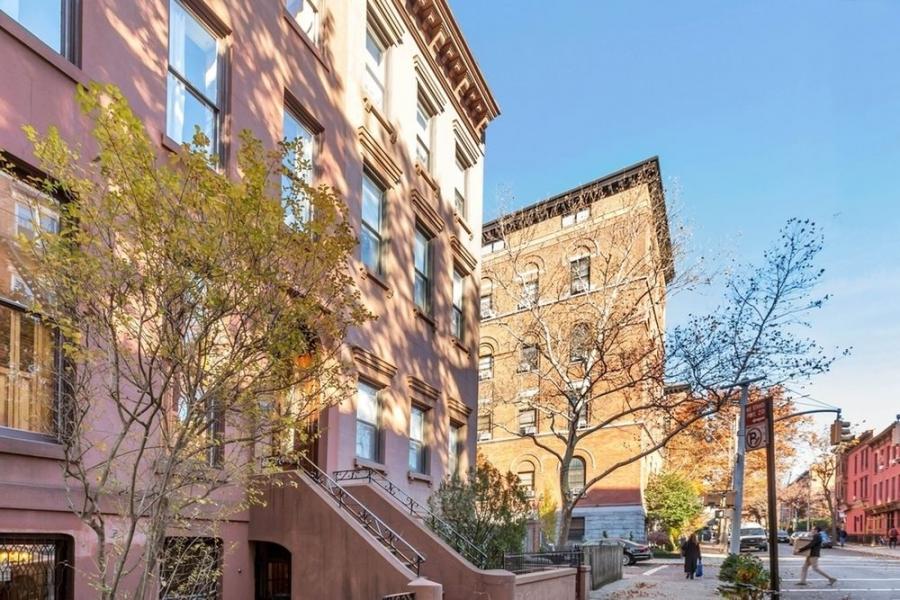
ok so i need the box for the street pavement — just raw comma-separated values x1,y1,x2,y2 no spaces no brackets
591,542,900,599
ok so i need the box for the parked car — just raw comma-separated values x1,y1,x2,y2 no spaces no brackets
616,538,653,566
738,527,769,552
792,530,833,548
777,530,791,543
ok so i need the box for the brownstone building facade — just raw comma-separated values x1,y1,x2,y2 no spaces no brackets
477,158,672,545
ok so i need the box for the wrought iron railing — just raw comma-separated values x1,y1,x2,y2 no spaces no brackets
297,456,424,575
502,548,584,574
333,466,489,569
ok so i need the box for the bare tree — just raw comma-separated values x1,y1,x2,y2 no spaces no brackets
17,84,368,598
484,160,837,545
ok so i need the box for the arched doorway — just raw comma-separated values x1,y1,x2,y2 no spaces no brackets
254,542,291,600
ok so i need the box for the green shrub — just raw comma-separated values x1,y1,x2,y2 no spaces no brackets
718,554,770,600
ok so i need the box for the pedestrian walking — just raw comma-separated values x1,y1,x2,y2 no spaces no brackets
797,526,837,587
838,527,847,548
889,526,898,550
681,533,702,580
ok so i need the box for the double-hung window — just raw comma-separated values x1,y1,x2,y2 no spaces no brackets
519,274,539,309
282,108,316,224
413,227,432,314
518,344,539,373
415,96,433,171
1,0,77,59
364,27,387,111
570,322,590,363
167,0,223,154
518,408,537,435
477,411,492,440
517,468,535,496
360,174,385,274
408,405,427,474
284,0,319,45
478,353,493,381
570,256,590,294
355,381,380,461
451,269,465,340
568,457,586,494
454,150,469,219
479,287,493,320
15,202,59,241
448,423,462,477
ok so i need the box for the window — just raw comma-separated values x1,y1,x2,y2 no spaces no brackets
570,256,590,294
174,386,224,467
480,285,493,320
569,399,589,430
570,322,590,363
284,0,319,45
0,305,59,436
568,457,586,495
413,227,432,314
518,408,537,435
0,534,72,600
519,273,539,309
478,352,493,381
518,344,539,373
160,537,221,600
477,411,492,440
517,467,535,496
15,202,59,241
562,208,589,228
448,423,462,477
567,517,586,543
0,0,75,58
167,0,222,153
355,380,380,461
408,405,427,474
360,174,385,274
451,269,465,340
454,150,469,219
282,108,315,224
363,27,387,110
415,94,433,170
481,239,505,256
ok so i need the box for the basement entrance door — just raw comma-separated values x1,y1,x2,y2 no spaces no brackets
254,542,291,600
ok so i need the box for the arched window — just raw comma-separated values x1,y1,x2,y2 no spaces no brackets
480,278,494,319
570,322,590,363
568,457,586,495
517,263,539,309
517,464,535,497
478,348,494,381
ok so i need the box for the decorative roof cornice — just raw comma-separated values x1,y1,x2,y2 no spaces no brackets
482,157,675,283
396,0,500,144
351,346,397,379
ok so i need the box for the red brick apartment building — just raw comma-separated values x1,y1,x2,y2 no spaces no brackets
0,2,612,600
838,419,900,542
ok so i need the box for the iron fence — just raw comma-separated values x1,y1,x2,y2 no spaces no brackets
502,548,584,574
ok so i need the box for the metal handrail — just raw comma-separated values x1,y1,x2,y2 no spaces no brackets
333,466,489,569
297,456,424,574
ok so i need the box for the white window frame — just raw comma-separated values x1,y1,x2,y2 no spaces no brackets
363,26,387,111
562,208,590,228
451,269,465,340
570,255,590,295
408,405,427,474
415,93,434,172
478,353,493,381
282,107,316,224
355,380,381,462
284,0,319,45
413,226,433,314
360,173,385,274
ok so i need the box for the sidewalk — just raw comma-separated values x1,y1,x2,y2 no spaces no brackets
590,576,720,599
842,542,900,559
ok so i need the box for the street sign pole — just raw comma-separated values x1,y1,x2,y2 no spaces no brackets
765,396,780,599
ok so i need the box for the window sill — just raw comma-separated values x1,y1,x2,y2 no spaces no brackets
282,8,330,72
355,457,387,473
362,96,397,143
361,266,392,295
414,306,436,328
454,212,473,239
408,470,433,486
451,337,469,354
414,162,439,194
0,12,89,87
0,428,64,460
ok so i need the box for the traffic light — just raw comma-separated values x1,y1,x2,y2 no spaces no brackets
830,419,851,445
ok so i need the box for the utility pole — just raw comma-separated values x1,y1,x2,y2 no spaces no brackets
729,376,764,555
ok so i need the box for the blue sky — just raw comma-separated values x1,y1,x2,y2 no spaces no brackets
454,1,900,436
